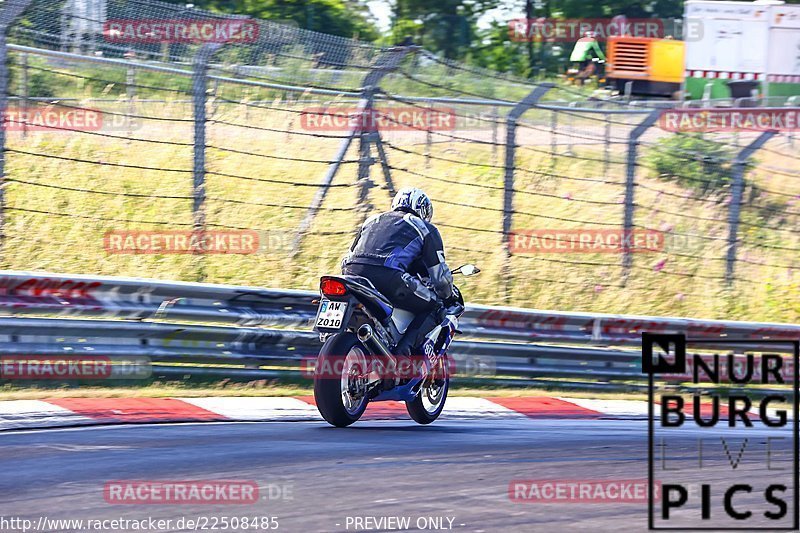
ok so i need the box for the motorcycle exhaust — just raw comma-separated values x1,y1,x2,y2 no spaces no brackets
357,324,394,359
357,324,398,388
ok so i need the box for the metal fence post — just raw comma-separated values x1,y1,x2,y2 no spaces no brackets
292,46,411,254
621,109,661,283
356,87,377,223
549,108,557,169
126,64,136,102
491,105,499,165
373,133,397,198
18,52,27,138
786,96,797,149
210,78,220,119
425,103,432,169
603,112,611,176
502,83,553,302
191,43,223,280
565,101,578,156
126,64,136,138
0,0,34,265
725,131,776,286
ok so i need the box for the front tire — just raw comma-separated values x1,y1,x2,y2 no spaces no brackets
314,332,369,427
406,367,449,425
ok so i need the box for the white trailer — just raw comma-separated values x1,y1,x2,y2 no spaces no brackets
684,0,800,99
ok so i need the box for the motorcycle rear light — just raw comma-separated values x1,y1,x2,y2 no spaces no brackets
321,278,347,296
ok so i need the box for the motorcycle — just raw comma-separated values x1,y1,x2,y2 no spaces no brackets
311,264,480,427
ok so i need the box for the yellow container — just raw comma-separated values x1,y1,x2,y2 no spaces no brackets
649,39,684,83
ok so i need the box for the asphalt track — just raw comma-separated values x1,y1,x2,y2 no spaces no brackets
0,418,795,532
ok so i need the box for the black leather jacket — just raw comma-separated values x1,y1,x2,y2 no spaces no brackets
342,209,453,300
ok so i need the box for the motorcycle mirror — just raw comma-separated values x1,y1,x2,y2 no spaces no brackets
454,264,480,276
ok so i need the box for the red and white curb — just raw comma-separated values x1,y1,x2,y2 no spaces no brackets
0,396,655,431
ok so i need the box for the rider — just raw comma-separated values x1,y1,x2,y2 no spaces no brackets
341,187,453,357
569,31,606,84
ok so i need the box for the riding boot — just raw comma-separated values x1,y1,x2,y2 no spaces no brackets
394,311,440,357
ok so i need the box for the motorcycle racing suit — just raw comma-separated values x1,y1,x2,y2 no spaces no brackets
341,208,454,356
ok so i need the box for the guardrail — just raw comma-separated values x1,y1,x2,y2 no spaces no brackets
0,270,798,391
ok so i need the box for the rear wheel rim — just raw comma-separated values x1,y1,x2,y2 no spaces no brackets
340,346,368,416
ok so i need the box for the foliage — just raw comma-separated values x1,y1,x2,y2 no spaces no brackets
645,134,743,195
169,0,800,78
389,0,501,58
161,0,379,40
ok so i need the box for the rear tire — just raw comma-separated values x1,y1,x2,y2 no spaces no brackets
314,332,369,427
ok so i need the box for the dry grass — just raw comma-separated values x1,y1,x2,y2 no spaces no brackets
4,92,799,323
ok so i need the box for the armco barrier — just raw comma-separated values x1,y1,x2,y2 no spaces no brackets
0,270,798,390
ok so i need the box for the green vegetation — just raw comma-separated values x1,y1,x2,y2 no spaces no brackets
152,0,695,77
645,134,744,195
163,0,379,41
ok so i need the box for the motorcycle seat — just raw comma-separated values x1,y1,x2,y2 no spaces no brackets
341,274,377,291
340,275,394,317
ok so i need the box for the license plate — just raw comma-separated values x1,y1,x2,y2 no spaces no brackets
315,299,348,330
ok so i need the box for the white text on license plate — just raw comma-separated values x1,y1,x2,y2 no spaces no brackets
316,300,347,329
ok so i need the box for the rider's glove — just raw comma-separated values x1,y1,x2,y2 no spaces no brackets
443,288,459,308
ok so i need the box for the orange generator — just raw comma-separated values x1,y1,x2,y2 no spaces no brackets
606,36,685,97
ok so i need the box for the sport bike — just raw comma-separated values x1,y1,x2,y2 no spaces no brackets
311,264,480,427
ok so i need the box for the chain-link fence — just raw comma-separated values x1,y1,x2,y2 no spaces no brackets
0,0,798,323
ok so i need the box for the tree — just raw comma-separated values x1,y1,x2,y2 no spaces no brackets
389,0,501,59
524,0,535,74
469,20,529,76
161,0,379,40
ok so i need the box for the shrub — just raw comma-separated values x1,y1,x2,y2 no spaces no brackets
645,133,742,195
